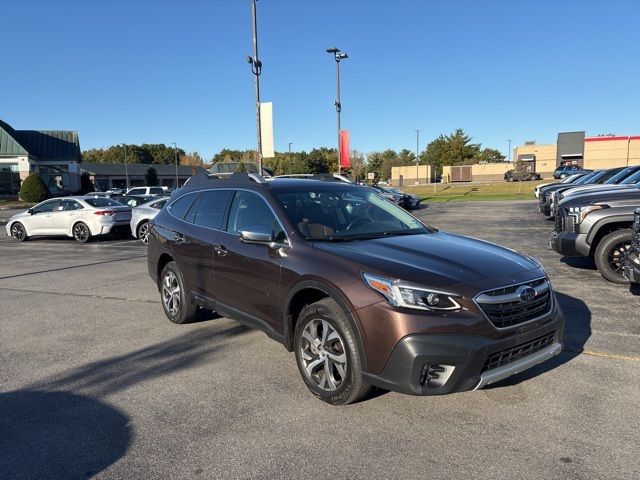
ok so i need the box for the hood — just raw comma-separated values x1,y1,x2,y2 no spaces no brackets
561,183,633,199
313,231,540,289
559,186,640,209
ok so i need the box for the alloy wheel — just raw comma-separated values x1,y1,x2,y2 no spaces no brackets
11,223,26,241
138,222,150,244
73,223,89,242
300,319,347,392
162,271,181,316
607,241,631,274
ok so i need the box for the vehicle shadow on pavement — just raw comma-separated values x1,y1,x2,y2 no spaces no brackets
0,390,132,479
629,283,640,296
487,291,591,389
27,324,249,398
560,256,597,271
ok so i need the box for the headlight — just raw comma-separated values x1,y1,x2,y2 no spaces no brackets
567,204,607,223
362,273,461,311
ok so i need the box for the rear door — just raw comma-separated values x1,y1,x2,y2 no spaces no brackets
53,199,84,234
212,190,285,332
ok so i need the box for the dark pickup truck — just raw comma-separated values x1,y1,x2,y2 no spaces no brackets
550,187,640,283
624,208,640,284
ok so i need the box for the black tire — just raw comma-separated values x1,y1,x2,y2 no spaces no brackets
137,221,150,244
530,174,537,181
294,298,371,405
10,222,28,242
506,176,514,182
72,222,91,243
160,261,199,324
594,230,632,284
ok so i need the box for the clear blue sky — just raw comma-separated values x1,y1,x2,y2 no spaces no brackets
3,0,639,160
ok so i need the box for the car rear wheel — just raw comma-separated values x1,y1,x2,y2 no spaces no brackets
294,298,371,405
594,230,632,284
10,222,28,241
160,261,199,324
72,222,91,243
137,221,150,244
559,173,567,179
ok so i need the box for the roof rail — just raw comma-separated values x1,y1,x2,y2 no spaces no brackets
182,172,267,188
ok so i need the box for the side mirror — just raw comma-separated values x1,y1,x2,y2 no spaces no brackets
239,225,272,244
28,208,34,215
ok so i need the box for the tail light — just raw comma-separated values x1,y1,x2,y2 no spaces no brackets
94,210,116,216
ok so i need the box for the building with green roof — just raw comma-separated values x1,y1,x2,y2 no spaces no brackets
0,118,81,196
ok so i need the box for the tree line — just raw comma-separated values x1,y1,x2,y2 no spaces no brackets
80,129,507,181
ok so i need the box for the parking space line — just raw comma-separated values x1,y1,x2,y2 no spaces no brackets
581,349,640,362
0,286,157,304
0,255,146,280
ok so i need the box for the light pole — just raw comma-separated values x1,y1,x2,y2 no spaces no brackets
172,142,179,187
414,129,421,184
508,139,512,162
326,47,347,174
247,0,263,173
122,143,129,190
288,142,293,175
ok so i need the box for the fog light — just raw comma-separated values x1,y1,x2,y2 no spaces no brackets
419,364,455,387
425,293,440,306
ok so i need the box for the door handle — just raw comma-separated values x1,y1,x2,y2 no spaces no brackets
214,245,228,257
174,233,185,243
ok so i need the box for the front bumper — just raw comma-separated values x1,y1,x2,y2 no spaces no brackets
362,307,564,396
549,231,590,257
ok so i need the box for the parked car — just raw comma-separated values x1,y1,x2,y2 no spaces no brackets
623,208,640,284
549,186,640,283
275,173,352,184
539,168,625,216
504,170,541,182
368,184,404,206
553,165,591,179
131,197,169,244
112,194,162,207
6,197,132,243
553,165,640,203
125,186,166,196
147,173,564,405
534,172,589,199
386,187,421,209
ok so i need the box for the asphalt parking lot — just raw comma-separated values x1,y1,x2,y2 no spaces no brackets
1,201,639,480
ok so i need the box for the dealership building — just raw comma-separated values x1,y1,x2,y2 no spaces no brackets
437,131,640,183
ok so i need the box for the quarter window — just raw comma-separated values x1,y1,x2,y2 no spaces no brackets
58,200,83,211
192,190,232,229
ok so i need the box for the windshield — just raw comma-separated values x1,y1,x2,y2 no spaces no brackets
621,171,640,185
605,167,638,184
84,197,125,207
574,171,601,184
274,186,430,240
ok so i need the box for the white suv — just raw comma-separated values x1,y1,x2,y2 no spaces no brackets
125,186,165,196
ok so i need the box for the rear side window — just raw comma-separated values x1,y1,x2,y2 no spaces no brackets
192,190,232,229
58,200,83,211
168,193,197,220
150,187,163,195
150,199,168,209
128,188,144,195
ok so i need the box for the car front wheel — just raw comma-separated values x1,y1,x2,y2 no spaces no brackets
594,230,632,284
10,222,28,241
294,298,371,405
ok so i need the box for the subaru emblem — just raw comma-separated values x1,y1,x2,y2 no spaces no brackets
517,286,536,303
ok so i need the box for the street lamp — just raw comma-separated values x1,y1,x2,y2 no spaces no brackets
122,143,129,190
508,139,512,162
247,0,263,174
172,142,179,187
326,47,348,174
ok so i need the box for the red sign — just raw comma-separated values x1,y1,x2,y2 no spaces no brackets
339,130,350,168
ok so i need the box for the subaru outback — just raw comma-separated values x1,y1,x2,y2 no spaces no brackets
147,174,564,405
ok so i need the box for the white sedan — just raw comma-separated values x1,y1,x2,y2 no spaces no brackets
6,196,132,243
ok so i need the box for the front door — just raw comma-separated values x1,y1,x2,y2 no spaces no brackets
212,190,285,332
27,200,59,234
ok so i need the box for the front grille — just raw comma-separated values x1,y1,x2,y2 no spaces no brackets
631,210,640,253
482,332,556,372
475,278,552,329
553,206,562,234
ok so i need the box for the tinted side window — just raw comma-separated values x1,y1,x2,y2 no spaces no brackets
34,200,58,214
59,200,83,211
128,188,144,195
150,187,163,195
227,191,278,235
168,193,197,220
151,199,168,209
192,190,232,229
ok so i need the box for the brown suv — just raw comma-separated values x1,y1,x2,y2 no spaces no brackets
147,174,564,405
